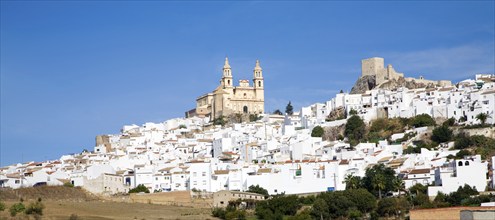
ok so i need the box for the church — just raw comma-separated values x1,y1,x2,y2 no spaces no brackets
191,57,265,120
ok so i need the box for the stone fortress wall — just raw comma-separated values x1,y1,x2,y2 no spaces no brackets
361,57,452,87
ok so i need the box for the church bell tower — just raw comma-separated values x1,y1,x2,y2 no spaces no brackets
221,57,233,88
253,60,264,100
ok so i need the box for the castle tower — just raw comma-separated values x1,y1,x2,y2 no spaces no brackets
253,60,264,101
221,57,233,88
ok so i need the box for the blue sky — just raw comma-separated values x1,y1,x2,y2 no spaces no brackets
1,1,494,166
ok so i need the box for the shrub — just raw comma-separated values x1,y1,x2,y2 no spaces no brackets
129,184,150,193
311,126,324,137
247,185,269,198
64,182,74,187
212,207,226,219
25,199,45,216
410,114,435,127
9,202,25,217
345,115,366,146
431,125,453,143
0,200,5,211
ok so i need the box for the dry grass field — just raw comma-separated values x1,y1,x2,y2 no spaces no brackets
1,200,214,220
0,187,215,220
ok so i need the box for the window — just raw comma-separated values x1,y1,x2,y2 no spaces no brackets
243,106,248,113
458,161,463,166
202,172,206,176
258,81,261,87
465,161,469,166
193,172,197,177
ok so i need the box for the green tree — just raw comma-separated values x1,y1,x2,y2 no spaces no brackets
212,207,226,219
344,175,362,190
409,183,428,195
345,115,366,146
249,114,262,122
273,109,283,115
213,116,227,126
285,101,294,115
288,209,312,220
431,125,453,143
392,177,405,196
311,126,324,137
344,189,377,214
349,109,358,116
128,184,150,193
445,184,479,206
454,132,472,149
9,202,25,217
377,197,410,218
476,113,490,126
443,117,456,126
311,198,330,220
255,195,301,219
411,114,436,127
247,185,269,198
372,173,386,199
318,191,355,219
363,164,397,198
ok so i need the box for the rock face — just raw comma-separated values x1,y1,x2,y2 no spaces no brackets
350,75,376,94
378,77,437,90
350,75,438,94
326,106,346,121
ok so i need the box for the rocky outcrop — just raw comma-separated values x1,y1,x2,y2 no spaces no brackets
350,75,376,94
326,106,346,122
350,75,438,94
378,77,437,90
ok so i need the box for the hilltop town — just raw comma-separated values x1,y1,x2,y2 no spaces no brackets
1,57,495,213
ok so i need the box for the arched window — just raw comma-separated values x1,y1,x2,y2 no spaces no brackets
243,106,248,113
227,80,230,85
258,81,261,87
458,161,463,166
465,161,469,166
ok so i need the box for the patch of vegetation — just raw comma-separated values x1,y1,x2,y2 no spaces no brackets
431,125,453,143
129,184,150,194
9,202,25,217
213,116,227,126
454,132,495,159
0,200,5,211
255,194,301,219
249,114,262,122
345,115,366,146
273,109,283,115
246,185,269,199
410,114,436,127
311,126,324,137
25,198,45,216
367,118,407,143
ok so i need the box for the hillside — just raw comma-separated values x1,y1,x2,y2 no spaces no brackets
0,186,97,201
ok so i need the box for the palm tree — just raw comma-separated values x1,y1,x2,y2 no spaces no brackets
392,177,405,196
372,174,386,199
476,113,490,126
344,174,361,190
